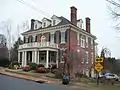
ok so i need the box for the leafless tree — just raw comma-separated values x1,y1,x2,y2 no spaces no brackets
106,0,120,30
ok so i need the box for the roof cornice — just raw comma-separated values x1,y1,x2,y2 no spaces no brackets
69,24,97,40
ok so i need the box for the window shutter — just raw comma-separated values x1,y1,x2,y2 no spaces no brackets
59,31,61,44
49,33,50,42
28,37,29,43
35,36,37,42
65,30,67,42
31,36,33,42
24,36,25,43
54,32,56,43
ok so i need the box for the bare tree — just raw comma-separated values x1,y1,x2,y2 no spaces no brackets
106,0,120,29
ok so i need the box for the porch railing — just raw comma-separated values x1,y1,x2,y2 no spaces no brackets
19,42,58,49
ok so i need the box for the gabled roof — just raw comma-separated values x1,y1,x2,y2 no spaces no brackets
57,16,73,25
36,20,42,23
22,16,72,34
42,17,52,22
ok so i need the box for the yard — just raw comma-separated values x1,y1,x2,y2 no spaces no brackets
5,69,56,78
71,83,120,90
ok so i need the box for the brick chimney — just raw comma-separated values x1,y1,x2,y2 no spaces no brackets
31,19,35,30
86,17,91,33
70,6,77,25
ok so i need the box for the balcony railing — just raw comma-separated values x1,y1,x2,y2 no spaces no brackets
19,42,58,49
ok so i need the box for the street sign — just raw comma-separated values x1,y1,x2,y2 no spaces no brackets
95,57,103,63
95,63,103,72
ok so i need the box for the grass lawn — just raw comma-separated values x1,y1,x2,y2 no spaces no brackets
5,69,56,78
81,83,120,90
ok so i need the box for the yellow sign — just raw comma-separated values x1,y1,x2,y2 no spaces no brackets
95,63,103,72
95,57,103,63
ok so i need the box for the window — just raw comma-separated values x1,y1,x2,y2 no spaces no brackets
53,20,56,25
61,30,66,43
50,33,54,43
35,36,37,42
81,35,85,48
43,22,46,27
86,36,88,48
81,58,84,64
41,35,46,43
35,24,37,29
91,52,94,64
30,36,33,42
91,38,93,49
86,51,89,64
33,35,36,42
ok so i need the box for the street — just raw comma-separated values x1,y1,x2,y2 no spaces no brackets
0,75,73,90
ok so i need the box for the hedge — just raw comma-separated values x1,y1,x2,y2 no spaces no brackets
0,57,10,67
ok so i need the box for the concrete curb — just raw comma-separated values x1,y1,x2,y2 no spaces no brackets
0,72,49,84
5,69,59,83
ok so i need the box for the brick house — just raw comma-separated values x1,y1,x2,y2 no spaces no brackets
18,6,97,76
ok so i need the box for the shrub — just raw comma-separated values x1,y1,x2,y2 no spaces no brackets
50,64,57,73
37,64,44,68
51,64,57,69
54,69,62,79
45,68,50,73
9,61,20,69
0,57,10,67
51,69,58,73
80,78,90,83
29,63,37,70
22,65,30,71
36,67,46,73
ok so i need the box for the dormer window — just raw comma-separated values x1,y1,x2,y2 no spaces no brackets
51,15,61,26
53,20,56,26
42,18,51,28
43,22,46,27
34,20,42,29
77,19,83,29
35,24,37,29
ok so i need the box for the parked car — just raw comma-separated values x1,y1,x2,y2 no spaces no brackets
101,73,120,81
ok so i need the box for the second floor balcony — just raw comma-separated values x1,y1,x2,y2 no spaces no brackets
19,42,59,50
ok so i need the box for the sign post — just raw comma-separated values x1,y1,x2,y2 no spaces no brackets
94,57,103,85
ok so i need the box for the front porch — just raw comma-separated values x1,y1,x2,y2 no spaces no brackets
18,49,59,68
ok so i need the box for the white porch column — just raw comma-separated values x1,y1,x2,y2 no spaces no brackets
56,51,59,68
34,50,37,63
32,51,35,63
18,52,20,63
37,51,39,64
46,50,49,68
24,51,27,66
22,52,24,66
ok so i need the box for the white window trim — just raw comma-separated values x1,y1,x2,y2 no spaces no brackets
91,52,94,64
41,35,46,43
25,36,28,43
91,38,93,49
81,58,84,64
86,36,88,48
60,29,66,44
53,19,56,26
86,51,89,64
50,31,55,43
81,35,85,48
34,24,37,29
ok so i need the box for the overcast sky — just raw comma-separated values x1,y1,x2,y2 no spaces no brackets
0,0,120,58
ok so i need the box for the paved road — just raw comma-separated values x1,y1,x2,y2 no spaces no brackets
0,74,73,90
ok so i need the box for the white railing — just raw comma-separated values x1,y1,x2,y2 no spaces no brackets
19,42,58,49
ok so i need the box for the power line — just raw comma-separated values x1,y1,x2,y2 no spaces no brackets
16,0,51,18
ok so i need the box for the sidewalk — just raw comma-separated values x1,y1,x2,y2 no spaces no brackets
0,67,59,84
